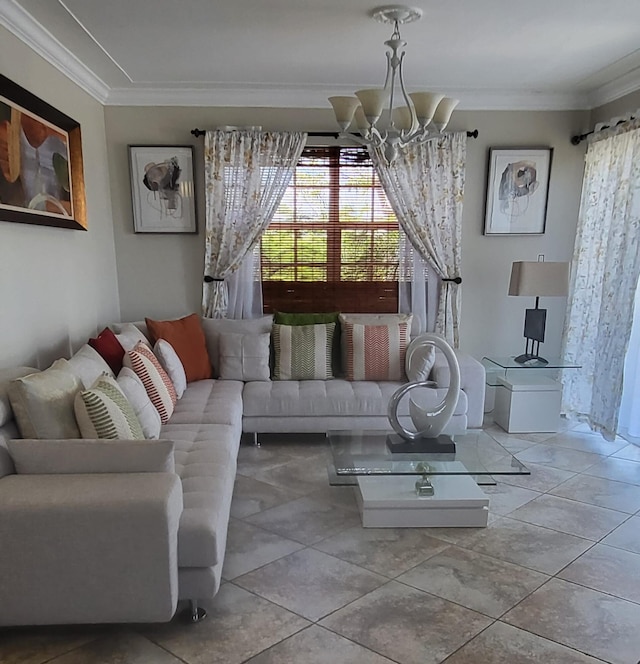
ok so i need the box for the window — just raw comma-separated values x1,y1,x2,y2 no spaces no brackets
261,146,400,313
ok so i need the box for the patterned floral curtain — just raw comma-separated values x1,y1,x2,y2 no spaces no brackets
370,132,467,346
562,119,640,440
202,130,306,318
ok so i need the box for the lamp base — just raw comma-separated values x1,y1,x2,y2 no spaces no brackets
386,433,456,454
514,353,549,366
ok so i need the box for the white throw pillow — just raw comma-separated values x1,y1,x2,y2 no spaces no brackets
8,359,83,439
114,323,151,352
200,315,273,377
218,333,271,381
0,367,38,427
74,374,144,440
66,344,115,389
406,342,436,382
154,339,187,398
117,367,162,439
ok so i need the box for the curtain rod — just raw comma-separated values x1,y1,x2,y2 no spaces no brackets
191,128,479,139
571,116,636,145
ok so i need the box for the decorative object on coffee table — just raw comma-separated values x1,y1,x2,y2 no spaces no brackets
387,333,461,452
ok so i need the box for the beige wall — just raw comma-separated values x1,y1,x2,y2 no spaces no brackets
106,105,588,360
591,89,640,125
0,26,120,369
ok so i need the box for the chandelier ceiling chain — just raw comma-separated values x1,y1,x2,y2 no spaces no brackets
329,5,459,164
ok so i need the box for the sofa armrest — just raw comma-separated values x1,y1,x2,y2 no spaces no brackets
7,439,175,475
0,471,182,625
431,350,486,428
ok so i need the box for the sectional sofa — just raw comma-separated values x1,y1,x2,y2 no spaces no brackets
0,313,485,626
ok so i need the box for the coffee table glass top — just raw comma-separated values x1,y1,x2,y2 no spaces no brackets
328,430,529,478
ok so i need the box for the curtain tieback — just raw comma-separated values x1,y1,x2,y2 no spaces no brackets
204,276,225,283
442,276,462,284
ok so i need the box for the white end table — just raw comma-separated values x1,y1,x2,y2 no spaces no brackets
482,356,581,434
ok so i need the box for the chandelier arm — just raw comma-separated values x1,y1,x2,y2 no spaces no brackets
396,52,419,141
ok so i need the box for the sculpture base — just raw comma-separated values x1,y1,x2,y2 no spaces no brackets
386,434,456,455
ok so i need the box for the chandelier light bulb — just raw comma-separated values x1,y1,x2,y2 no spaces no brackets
328,5,458,164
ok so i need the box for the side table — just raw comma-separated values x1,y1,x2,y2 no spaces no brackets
482,356,581,434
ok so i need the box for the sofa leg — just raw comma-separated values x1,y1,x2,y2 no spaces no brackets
253,432,261,447
187,599,207,623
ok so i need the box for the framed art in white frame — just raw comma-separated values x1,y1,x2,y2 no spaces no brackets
484,147,552,236
129,145,197,233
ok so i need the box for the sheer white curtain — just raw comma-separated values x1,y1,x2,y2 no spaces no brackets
202,129,306,318
399,238,439,334
619,274,640,440
370,132,466,346
562,118,640,440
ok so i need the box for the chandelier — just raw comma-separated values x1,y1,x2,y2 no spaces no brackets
329,5,459,164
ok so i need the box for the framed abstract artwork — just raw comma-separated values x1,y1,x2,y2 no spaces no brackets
483,147,553,235
128,145,197,233
0,74,87,230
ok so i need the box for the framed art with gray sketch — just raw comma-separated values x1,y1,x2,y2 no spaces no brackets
483,147,552,235
129,145,197,233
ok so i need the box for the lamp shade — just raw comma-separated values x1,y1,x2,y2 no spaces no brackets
432,97,459,129
355,89,389,123
408,92,444,126
509,261,570,297
329,96,360,130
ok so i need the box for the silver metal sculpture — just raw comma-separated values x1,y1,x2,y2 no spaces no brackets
387,333,461,440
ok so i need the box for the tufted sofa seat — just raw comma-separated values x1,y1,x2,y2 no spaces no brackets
242,379,468,433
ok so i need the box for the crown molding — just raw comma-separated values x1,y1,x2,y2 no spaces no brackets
106,84,588,111
0,0,109,103
587,67,640,110
1,0,629,113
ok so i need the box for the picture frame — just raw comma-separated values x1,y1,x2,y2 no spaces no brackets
0,74,87,230
128,145,197,233
483,147,553,236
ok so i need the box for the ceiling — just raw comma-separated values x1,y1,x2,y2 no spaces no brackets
2,0,640,109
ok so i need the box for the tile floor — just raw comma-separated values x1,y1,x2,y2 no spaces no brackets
3,422,640,664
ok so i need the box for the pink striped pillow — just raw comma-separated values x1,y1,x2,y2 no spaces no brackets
123,342,177,423
343,322,409,381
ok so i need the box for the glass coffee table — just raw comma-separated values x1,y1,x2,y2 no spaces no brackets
327,430,529,528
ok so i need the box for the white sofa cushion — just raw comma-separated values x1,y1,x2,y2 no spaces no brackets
242,379,467,418
8,359,83,439
219,333,270,381
75,374,145,440
160,378,243,568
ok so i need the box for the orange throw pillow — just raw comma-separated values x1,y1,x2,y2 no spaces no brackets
145,314,212,383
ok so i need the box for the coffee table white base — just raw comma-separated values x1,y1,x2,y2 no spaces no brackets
356,473,489,528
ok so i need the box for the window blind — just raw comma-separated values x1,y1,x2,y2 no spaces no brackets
261,146,400,313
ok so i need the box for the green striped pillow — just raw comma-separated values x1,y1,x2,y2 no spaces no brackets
272,323,335,380
74,374,145,439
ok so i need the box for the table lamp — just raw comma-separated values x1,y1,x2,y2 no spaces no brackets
509,259,570,365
